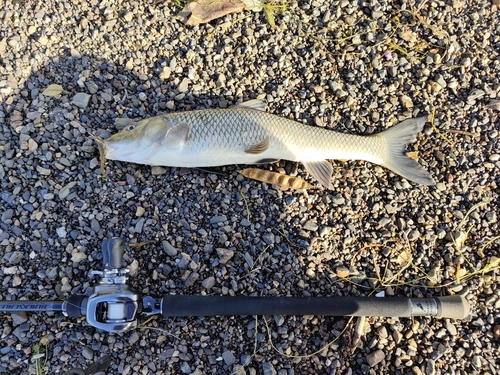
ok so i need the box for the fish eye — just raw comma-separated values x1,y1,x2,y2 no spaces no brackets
127,125,135,131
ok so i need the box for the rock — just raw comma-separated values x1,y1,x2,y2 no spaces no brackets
262,362,277,375
82,347,94,360
162,241,178,256
7,251,23,265
124,11,134,22
180,362,191,374
11,312,28,326
222,350,236,365
216,248,234,263
160,66,172,80
366,349,385,367
210,215,227,224
151,166,167,175
178,78,190,92
72,93,91,108
202,276,216,289
71,251,87,263
233,364,247,375
58,181,78,200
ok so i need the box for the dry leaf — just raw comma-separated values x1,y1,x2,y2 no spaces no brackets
398,29,418,43
395,249,412,268
181,0,246,26
239,168,312,190
240,0,261,11
42,84,63,97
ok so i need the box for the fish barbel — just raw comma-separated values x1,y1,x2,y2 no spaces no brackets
95,100,435,188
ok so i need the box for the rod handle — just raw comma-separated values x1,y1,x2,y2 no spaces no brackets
434,295,470,320
160,295,470,319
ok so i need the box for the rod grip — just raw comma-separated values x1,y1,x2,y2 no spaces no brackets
160,295,470,319
435,295,470,320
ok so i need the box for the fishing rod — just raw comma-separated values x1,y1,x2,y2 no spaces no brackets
1,238,470,334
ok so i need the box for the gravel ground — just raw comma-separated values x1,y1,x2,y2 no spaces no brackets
1,0,500,374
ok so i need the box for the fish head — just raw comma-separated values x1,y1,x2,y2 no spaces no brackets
93,115,180,174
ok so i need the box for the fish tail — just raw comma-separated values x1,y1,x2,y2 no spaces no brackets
377,117,435,185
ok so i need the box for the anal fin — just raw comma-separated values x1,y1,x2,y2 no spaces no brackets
302,160,334,189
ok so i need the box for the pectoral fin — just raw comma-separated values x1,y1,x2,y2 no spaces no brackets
245,136,269,154
302,161,334,189
163,122,190,150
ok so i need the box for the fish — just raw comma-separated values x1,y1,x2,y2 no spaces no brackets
94,99,435,188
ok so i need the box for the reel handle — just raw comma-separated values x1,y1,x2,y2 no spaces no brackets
101,237,126,269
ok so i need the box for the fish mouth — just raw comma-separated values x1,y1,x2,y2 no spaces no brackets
92,135,107,176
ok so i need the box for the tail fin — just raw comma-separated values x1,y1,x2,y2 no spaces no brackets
378,117,435,185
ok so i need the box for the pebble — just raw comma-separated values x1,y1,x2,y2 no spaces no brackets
210,215,227,224
7,251,23,265
124,11,133,22
216,248,234,263
366,349,385,367
58,181,78,200
262,362,277,375
11,312,28,326
151,166,167,175
72,93,91,108
202,276,215,289
222,350,236,365
162,241,178,256
82,347,94,360
71,251,87,263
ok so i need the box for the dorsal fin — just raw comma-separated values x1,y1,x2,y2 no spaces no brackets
232,99,266,112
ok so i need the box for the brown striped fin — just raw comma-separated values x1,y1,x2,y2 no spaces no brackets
238,168,312,190
244,136,269,154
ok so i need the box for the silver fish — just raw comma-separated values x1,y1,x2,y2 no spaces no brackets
95,100,435,188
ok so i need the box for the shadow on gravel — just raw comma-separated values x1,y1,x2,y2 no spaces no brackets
1,52,365,373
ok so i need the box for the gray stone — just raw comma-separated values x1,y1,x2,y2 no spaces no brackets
82,347,94,360
162,241,178,256
216,248,234,263
58,181,78,200
202,276,215,289
72,93,91,108
7,251,23,265
11,312,28,326
222,350,236,365
262,362,277,375
210,215,227,224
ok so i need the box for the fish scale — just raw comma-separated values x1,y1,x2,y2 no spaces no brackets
97,100,435,188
